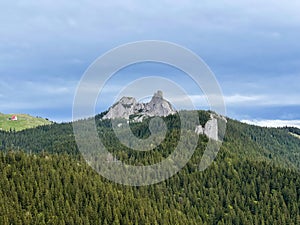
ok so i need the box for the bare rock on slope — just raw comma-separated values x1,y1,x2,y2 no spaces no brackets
102,91,176,121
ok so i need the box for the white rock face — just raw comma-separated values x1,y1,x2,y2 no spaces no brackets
204,118,218,141
103,97,137,120
195,114,227,141
102,91,176,121
144,90,175,117
195,125,204,135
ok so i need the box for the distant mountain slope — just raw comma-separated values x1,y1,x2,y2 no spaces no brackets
0,113,52,131
224,119,300,170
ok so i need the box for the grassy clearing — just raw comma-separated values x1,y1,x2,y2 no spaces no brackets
0,113,52,132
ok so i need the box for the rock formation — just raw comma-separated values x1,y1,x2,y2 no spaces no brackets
195,124,204,135
195,118,218,141
204,118,219,140
102,90,226,141
195,114,227,141
102,97,137,120
102,91,176,121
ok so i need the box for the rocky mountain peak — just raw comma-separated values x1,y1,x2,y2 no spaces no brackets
102,91,176,121
153,90,163,99
118,97,137,107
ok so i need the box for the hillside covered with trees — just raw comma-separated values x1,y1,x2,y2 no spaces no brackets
0,110,299,224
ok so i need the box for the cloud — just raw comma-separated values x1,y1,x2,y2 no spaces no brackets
241,119,300,129
188,93,300,108
0,78,77,112
226,94,300,107
1,1,300,121
224,94,263,105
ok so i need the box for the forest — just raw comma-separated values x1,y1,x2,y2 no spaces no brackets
0,110,299,224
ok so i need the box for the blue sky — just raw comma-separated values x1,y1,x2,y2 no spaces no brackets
1,0,300,127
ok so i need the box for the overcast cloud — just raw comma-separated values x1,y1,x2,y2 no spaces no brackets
0,1,299,125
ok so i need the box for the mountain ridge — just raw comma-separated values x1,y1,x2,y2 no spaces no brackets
0,109,299,171
102,90,176,122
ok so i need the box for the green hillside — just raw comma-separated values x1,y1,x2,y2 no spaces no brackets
1,111,299,170
0,110,299,224
1,150,299,225
0,113,52,132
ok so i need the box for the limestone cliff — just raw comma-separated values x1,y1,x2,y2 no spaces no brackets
195,113,227,141
102,91,176,121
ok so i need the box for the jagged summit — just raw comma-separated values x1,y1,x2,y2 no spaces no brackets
102,91,176,121
153,90,163,98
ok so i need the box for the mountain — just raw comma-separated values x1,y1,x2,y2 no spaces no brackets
0,109,299,224
102,90,176,121
1,110,298,170
0,113,52,131
102,91,226,141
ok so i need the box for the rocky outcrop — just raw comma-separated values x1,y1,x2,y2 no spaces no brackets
204,118,218,140
195,125,204,135
144,91,175,117
195,114,227,141
102,97,137,120
102,91,176,121
102,91,226,141
195,119,218,141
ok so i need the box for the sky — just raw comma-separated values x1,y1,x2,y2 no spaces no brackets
0,0,300,127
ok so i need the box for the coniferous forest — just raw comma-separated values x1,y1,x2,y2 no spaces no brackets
0,111,299,224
